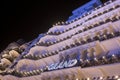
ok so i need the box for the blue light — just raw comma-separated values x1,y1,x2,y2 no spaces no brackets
67,0,102,22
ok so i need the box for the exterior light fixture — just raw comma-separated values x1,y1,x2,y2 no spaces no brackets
76,78,79,80
115,75,119,79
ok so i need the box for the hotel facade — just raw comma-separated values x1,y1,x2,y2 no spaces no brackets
0,0,120,80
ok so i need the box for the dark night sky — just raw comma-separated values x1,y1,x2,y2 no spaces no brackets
1,0,107,52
